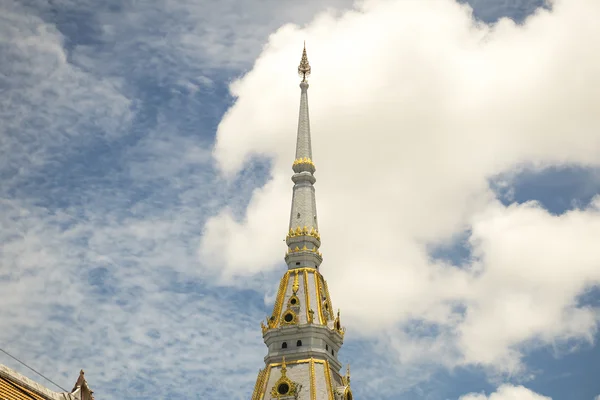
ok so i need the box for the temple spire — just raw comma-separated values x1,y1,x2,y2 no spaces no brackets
285,43,322,270
252,44,354,400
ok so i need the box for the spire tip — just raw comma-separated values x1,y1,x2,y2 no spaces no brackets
298,42,311,82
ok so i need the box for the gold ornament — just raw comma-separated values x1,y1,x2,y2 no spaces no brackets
270,357,298,398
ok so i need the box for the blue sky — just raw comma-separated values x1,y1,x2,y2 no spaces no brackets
1,0,600,399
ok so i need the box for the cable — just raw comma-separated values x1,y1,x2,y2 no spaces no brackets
0,347,69,392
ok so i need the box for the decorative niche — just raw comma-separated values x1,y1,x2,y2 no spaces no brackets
281,310,298,325
270,358,301,399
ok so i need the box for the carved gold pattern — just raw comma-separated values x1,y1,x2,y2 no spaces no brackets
286,245,323,257
286,225,321,241
259,365,272,400
310,359,317,400
251,368,267,400
324,360,335,400
273,272,290,321
292,157,315,168
346,364,351,386
303,269,311,323
257,358,342,399
292,270,299,294
261,320,268,335
315,273,325,325
322,276,334,320
334,309,346,338
287,294,300,308
281,309,298,326
270,357,298,399
344,387,354,400
286,247,322,258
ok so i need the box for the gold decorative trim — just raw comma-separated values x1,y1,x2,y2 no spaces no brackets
273,272,290,323
322,276,334,319
281,309,298,325
287,294,300,308
270,357,298,399
310,359,317,400
263,268,326,333
315,272,325,325
344,387,354,400
292,157,315,168
251,369,266,400
324,360,335,400
261,320,268,335
345,364,351,386
292,270,299,294
268,358,328,368
286,225,321,242
259,365,272,400
303,269,312,323
334,309,346,338
287,245,322,257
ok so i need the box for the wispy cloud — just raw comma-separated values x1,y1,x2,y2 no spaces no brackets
1,0,593,399
0,1,132,192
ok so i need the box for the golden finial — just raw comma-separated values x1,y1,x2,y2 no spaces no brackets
298,41,311,82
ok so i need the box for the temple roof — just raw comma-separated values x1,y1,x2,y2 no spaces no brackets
0,375,48,400
0,364,93,400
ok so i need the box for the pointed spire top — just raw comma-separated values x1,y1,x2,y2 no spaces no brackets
298,41,311,82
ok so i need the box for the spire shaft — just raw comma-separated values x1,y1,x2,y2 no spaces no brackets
295,82,312,161
285,44,322,270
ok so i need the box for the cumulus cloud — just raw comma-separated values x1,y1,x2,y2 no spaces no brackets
201,0,600,376
459,384,552,399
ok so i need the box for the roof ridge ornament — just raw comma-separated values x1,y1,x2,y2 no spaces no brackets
298,41,311,82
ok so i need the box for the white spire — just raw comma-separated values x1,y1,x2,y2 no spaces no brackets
285,43,322,270
252,45,352,400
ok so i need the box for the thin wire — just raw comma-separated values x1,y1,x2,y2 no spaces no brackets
0,347,69,392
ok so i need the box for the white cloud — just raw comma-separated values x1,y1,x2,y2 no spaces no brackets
459,384,552,400
202,0,600,376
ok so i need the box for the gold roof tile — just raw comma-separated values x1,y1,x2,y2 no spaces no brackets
0,375,49,400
